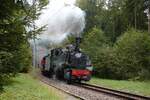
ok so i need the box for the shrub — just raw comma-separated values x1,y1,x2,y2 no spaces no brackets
0,43,32,91
0,51,13,91
81,27,109,62
81,27,116,78
93,46,118,79
114,29,150,80
16,44,32,73
82,28,150,80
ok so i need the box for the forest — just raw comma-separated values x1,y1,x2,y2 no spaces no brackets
76,0,150,80
0,0,150,92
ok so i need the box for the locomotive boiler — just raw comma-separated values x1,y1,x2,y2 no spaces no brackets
42,37,93,84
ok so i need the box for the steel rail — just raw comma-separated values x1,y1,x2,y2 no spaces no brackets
39,75,86,100
76,83,150,100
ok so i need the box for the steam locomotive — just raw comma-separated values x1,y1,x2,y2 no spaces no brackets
42,37,93,84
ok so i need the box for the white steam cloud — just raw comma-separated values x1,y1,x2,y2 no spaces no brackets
36,0,86,46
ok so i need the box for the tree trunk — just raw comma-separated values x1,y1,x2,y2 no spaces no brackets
148,8,150,34
134,7,137,29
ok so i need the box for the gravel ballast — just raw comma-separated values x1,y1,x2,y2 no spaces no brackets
38,73,126,100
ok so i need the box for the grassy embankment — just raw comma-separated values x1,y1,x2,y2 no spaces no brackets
0,74,67,100
88,77,150,96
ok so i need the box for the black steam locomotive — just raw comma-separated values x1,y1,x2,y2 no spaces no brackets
42,37,93,84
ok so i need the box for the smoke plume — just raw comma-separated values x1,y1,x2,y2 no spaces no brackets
36,0,86,46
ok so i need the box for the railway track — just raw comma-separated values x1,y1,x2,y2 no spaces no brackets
38,72,150,100
39,74,86,100
75,83,150,100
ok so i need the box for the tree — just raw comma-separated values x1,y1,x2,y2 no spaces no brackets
122,0,147,30
0,0,48,91
77,0,105,32
81,27,109,67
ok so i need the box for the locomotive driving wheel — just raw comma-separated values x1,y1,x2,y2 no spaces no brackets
56,67,64,80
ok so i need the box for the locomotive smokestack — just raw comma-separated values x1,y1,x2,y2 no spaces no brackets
75,37,81,52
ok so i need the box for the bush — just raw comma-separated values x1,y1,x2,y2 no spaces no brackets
82,28,150,80
15,44,32,73
93,46,117,79
0,52,14,74
81,27,116,78
81,27,109,62
0,43,32,91
0,51,13,91
114,29,150,80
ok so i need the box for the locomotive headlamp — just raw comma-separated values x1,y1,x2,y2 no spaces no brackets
75,53,82,58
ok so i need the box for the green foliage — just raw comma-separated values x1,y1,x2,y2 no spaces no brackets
77,0,149,80
81,27,115,78
82,28,150,80
81,27,109,62
77,0,147,42
92,47,117,79
13,43,32,73
114,29,150,79
123,0,147,30
0,52,13,73
77,0,105,32
0,52,13,90
0,0,48,91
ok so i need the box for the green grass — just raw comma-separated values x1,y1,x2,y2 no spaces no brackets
88,77,150,96
0,74,66,100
